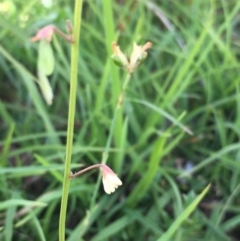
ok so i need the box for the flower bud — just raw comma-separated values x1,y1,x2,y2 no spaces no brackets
128,42,152,73
111,41,152,73
66,20,73,35
111,42,128,68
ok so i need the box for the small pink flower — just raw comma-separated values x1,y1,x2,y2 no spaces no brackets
70,163,123,195
30,25,55,43
101,165,122,194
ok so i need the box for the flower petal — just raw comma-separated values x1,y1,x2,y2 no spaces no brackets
30,25,55,43
101,165,122,194
102,177,115,194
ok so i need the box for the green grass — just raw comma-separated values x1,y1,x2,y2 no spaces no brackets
1,0,240,240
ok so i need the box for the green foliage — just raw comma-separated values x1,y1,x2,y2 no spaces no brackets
1,0,240,240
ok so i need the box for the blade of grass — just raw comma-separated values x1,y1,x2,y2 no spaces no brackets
131,99,193,135
91,215,134,241
29,210,47,241
102,0,123,171
0,45,60,144
180,143,240,177
3,192,19,241
35,154,63,183
0,200,47,210
127,132,167,206
157,184,211,241
0,100,14,125
1,123,15,167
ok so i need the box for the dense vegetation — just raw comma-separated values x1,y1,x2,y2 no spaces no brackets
1,0,240,240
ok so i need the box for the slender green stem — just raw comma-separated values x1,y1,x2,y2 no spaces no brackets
90,72,131,209
102,73,131,162
58,1,83,241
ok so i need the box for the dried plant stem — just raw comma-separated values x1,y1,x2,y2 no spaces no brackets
70,164,105,178
53,26,74,44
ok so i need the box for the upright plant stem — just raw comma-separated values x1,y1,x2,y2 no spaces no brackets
90,73,131,209
102,73,131,163
58,1,83,240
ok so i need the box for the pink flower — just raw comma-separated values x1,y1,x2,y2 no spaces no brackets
101,165,122,194
70,163,123,195
30,23,74,44
30,25,55,43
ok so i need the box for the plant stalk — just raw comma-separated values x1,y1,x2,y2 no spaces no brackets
58,1,83,240
70,164,105,178
90,72,131,209
102,72,131,162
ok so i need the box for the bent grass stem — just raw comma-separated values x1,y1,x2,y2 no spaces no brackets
70,164,105,178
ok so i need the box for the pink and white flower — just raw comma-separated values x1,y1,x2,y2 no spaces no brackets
30,25,55,43
70,163,122,195
101,165,122,194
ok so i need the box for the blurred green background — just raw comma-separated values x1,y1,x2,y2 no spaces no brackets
1,0,240,240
